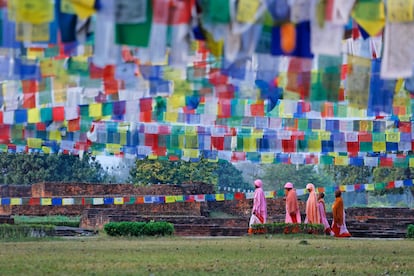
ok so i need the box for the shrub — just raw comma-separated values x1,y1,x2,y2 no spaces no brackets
104,221,174,237
251,223,324,235
407,224,414,238
14,216,80,227
0,224,56,240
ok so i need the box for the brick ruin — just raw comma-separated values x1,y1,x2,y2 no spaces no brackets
1,182,413,237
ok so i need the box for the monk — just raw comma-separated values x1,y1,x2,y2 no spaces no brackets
305,183,320,224
331,190,351,237
318,192,334,236
248,179,267,234
284,182,301,223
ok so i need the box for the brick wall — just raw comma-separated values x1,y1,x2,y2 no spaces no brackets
0,185,32,197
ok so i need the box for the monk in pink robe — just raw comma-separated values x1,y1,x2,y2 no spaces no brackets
305,183,320,224
248,179,267,234
284,182,301,223
318,192,334,235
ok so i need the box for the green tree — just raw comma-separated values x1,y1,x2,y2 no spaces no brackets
322,165,372,186
128,158,249,189
215,160,250,190
261,164,333,191
0,153,109,184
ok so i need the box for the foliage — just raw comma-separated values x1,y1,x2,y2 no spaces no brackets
322,165,372,186
407,225,414,239
261,164,333,190
14,215,80,227
251,223,324,235
215,160,250,190
129,157,248,188
0,153,110,184
104,221,174,237
0,224,55,240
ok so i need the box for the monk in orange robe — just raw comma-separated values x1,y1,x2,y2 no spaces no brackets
305,183,320,224
284,182,301,223
332,190,351,237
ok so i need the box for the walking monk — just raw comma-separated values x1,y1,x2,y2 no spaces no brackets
284,182,301,223
332,190,351,237
248,179,267,234
305,183,320,224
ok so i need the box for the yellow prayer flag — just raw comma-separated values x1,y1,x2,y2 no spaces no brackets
183,149,199,159
165,112,179,123
120,132,127,146
15,0,54,24
243,137,257,152
261,152,274,164
27,48,44,59
307,140,321,153
339,185,347,192
71,0,96,19
265,191,275,199
40,59,56,77
10,198,22,205
49,130,62,141
28,108,40,123
352,1,385,36
237,0,260,23
42,146,51,154
185,126,197,135
114,197,124,205
365,184,375,191
106,144,121,154
27,138,42,149
15,23,50,42
334,156,349,166
168,95,185,109
148,154,158,160
387,0,414,22
252,129,264,139
409,158,414,167
372,141,386,152
319,131,331,141
386,132,400,143
165,196,176,203
41,198,52,206
215,194,225,201
89,103,102,118
205,31,223,58
62,198,74,205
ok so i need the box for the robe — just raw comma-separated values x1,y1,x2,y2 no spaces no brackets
285,189,301,223
305,184,320,224
331,196,351,237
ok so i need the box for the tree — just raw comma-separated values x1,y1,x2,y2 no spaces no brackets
215,160,250,190
261,164,333,191
128,158,249,189
322,165,372,186
0,153,110,184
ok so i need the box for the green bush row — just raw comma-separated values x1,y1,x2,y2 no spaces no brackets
0,224,56,239
251,222,324,235
104,221,174,237
407,224,414,238
17,221,80,227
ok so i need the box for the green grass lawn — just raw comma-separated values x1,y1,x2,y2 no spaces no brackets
0,235,413,275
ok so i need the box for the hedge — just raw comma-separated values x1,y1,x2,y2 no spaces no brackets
104,221,174,237
0,224,56,239
407,224,414,238
251,223,324,235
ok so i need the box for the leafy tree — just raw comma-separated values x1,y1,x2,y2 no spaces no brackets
261,164,333,191
215,160,250,190
322,165,372,186
128,158,249,189
0,153,109,184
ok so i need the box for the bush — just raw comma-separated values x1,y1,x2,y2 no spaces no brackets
14,216,80,227
251,223,324,235
407,224,414,238
104,221,174,237
0,224,56,240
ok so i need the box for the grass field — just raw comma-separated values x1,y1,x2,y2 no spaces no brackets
0,235,413,275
